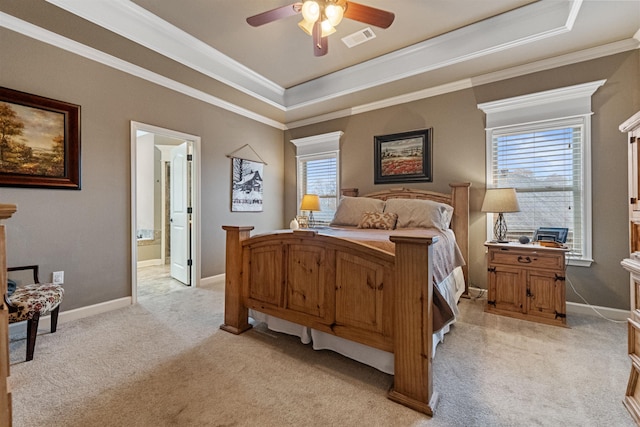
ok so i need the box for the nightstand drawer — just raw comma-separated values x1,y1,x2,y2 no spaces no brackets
488,248,564,269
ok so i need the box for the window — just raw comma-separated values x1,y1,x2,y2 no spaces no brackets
489,119,585,257
291,131,343,226
298,153,337,225
479,80,606,266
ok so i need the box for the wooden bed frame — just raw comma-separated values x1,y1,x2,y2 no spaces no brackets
221,183,470,416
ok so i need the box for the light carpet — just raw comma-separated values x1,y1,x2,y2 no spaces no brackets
8,280,635,426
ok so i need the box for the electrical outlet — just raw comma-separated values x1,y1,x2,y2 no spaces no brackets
53,271,64,284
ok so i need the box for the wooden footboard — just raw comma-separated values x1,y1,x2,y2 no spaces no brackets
221,226,439,415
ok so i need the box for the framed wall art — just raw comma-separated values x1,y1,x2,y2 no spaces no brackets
0,87,81,189
374,128,432,184
231,157,264,212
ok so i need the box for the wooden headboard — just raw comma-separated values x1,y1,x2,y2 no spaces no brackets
341,183,471,293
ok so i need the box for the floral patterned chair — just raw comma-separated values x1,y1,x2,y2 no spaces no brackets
5,265,64,361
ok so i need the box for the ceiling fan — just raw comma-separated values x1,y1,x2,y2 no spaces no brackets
246,0,395,57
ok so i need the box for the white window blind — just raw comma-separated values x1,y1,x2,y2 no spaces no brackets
489,119,585,258
299,153,338,225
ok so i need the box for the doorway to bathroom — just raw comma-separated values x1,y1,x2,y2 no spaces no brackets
130,121,201,303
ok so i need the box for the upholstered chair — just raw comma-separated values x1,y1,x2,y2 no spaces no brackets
5,265,64,361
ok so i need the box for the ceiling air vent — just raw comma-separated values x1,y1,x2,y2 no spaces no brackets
341,27,376,48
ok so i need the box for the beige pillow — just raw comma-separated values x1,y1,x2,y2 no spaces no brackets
330,196,385,226
357,212,398,230
384,198,454,230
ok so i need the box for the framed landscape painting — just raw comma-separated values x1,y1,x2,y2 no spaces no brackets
374,128,433,184
0,87,81,189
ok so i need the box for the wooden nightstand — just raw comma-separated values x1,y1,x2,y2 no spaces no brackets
485,241,569,327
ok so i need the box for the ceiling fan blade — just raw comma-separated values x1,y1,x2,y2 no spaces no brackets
343,2,395,29
312,19,328,56
246,2,302,27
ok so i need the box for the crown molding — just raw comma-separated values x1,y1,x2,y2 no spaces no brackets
45,0,584,112
478,79,606,114
4,3,637,132
285,37,637,129
291,131,343,156
470,38,639,87
45,0,286,109
291,131,344,147
478,79,606,129
620,111,640,133
284,0,583,109
285,80,473,129
0,12,285,130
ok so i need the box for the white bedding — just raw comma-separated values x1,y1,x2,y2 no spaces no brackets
250,265,465,375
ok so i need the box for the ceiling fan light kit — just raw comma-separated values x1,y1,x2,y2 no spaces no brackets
247,0,394,57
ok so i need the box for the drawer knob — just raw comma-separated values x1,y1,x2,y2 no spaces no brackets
517,256,532,263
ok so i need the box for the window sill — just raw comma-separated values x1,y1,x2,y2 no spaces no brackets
567,257,593,267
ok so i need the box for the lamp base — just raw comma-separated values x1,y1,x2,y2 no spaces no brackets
488,239,510,244
493,213,509,243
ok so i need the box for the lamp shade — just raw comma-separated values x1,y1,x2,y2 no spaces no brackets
481,188,520,213
300,194,321,211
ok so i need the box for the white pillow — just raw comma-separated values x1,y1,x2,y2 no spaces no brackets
330,196,385,226
384,198,454,230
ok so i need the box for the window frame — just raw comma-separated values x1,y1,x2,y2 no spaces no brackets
486,116,592,266
291,131,343,226
479,80,606,267
296,151,339,225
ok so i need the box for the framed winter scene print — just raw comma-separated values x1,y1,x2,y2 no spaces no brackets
231,157,263,212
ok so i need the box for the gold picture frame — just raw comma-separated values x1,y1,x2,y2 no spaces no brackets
296,215,309,228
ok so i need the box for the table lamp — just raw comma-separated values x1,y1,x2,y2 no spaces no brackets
300,194,321,228
481,188,520,243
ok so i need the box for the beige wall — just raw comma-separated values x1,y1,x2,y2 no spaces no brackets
1,1,638,314
285,51,639,310
0,28,285,310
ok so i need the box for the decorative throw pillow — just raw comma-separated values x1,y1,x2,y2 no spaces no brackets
330,196,385,226
385,198,454,230
357,212,398,230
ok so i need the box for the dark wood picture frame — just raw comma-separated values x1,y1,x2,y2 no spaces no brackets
0,87,81,189
374,128,432,184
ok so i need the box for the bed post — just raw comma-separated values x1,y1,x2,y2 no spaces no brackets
450,182,470,296
388,235,438,416
220,225,254,334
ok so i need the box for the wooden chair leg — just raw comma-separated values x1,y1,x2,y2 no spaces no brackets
26,312,40,362
50,306,60,333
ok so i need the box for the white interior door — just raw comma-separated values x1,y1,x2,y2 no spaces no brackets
170,142,190,285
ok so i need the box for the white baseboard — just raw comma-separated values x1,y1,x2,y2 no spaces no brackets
137,259,163,268
566,301,629,321
467,286,630,321
10,281,629,338
9,296,132,335
8,274,225,337
200,273,225,287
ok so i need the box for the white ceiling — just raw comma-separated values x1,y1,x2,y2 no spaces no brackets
19,1,640,128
